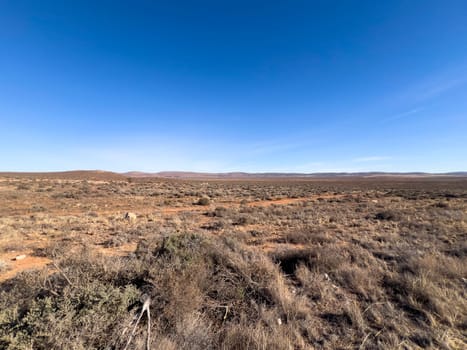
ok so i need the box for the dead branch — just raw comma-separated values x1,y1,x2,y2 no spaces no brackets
123,295,151,350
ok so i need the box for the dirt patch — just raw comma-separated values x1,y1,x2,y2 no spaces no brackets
0,250,52,282
247,193,348,207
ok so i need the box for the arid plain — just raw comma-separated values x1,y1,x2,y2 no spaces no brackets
0,172,466,349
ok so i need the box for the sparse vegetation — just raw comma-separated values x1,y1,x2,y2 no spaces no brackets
0,174,466,349
0,261,7,273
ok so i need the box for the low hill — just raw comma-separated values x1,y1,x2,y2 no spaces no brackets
123,171,467,179
2,170,466,181
0,170,127,181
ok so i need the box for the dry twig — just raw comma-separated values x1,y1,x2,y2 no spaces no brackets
123,295,151,350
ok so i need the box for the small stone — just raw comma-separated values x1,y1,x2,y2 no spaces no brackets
277,318,282,325
14,255,27,261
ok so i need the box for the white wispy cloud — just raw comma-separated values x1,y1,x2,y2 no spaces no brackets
381,66,467,124
395,66,467,105
353,156,391,162
382,107,423,122
414,76,467,102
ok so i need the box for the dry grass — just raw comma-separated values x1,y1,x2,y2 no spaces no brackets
0,175,466,349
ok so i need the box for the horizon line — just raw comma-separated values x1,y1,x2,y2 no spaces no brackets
1,169,466,176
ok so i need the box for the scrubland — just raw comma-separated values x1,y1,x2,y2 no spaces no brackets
0,175,466,349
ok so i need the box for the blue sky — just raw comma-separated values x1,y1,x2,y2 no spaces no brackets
1,1,466,173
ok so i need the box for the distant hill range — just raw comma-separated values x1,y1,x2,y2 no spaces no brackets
0,170,127,181
1,170,466,181
123,171,467,179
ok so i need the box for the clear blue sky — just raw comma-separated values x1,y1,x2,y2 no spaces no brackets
1,1,466,173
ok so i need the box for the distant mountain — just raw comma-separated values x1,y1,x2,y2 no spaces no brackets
123,171,467,179
444,172,467,176
2,170,465,181
0,170,127,181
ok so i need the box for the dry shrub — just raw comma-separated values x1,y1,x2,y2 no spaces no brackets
220,321,301,350
374,210,400,221
206,206,229,218
284,229,333,245
306,246,347,273
196,196,211,205
334,266,378,301
102,235,130,248
0,250,140,350
407,253,466,280
384,270,466,340
0,260,8,273
0,233,320,349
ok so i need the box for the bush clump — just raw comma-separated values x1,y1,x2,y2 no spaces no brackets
374,210,400,221
196,196,211,206
0,233,311,349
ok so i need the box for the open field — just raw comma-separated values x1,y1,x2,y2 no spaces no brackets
0,173,466,349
